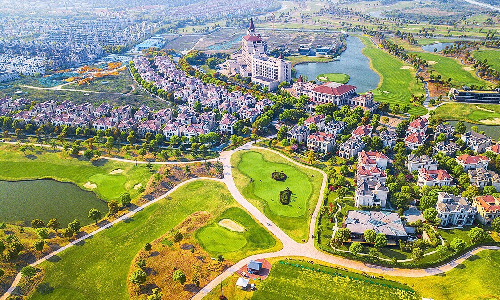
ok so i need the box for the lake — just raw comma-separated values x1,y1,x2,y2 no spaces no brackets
0,179,108,227
447,120,500,140
421,42,455,53
294,36,380,93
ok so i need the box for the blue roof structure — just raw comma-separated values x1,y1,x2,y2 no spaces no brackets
247,260,262,271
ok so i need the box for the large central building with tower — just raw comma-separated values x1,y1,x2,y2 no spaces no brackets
222,18,291,91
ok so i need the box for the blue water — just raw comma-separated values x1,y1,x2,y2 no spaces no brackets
294,36,380,93
421,42,454,53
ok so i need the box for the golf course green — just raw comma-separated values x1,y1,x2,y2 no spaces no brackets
231,148,323,242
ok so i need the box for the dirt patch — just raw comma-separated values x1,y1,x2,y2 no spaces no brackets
110,169,124,174
475,105,495,113
84,182,97,189
480,118,500,125
400,66,413,70
128,211,233,300
463,66,474,71
428,61,437,65
219,219,245,232
133,183,142,190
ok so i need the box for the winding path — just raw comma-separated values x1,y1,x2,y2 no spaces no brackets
2,141,499,300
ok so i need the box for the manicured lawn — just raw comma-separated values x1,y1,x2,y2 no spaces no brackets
411,52,491,88
30,180,277,300
473,49,500,73
433,102,500,124
358,36,427,115
285,55,333,67
316,73,350,83
251,260,417,300
0,144,153,202
195,207,278,260
394,250,500,300
231,149,323,242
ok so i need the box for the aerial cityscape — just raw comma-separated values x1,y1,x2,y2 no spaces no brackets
0,0,500,299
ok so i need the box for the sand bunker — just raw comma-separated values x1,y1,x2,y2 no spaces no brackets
400,66,413,70
463,66,474,71
428,61,437,65
481,118,500,125
318,76,328,81
218,219,245,232
84,182,97,189
134,183,142,190
110,169,124,174
383,91,389,94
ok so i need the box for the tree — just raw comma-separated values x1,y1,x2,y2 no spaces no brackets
68,219,81,234
334,228,351,245
62,227,74,238
144,243,152,252
108,200,119,215
83,149,94,160
462,185,480,201
450,238,466,252
47,218,61,232
21,266,37,278
136,258,146,269
129,269,147,285
34,240,45,252
120,192,131,206
412,247,424,261
173,269,187,285
483,185,497,195
364,229,376,243
349,242,363,256
88,208,102,224
0,240,4,255
435,133,447,143
148,288,163,300
456,121,466,134
31,219,45,229
0,268,4,279
306,150,316,165
374,233,388,249
423,207,439,224
435,244,448,258
492,217,500,233
36,228,49,239
173,232,183,243
468,227,487,243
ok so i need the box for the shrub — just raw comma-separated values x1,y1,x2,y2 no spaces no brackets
271,171,287,181
280,188,292,205
21,266,37,278
129,269,147,285
172,270,186,285
173,232,183,243
35,228,49,239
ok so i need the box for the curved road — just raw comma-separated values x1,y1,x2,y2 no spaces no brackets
2,141,499,299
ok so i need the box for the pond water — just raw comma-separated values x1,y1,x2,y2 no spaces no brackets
294,36,380,93
0,179,108,227
447,120,500,140
421,42,455,53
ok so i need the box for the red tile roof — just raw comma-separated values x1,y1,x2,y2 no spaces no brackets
243,35,262,42
475,195,500,212
352,125,372,137
312,83,356,96
419,169,452,181
489,144,500,154
409,117,428,129
456,154,490,165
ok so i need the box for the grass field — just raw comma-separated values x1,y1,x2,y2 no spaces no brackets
412,52,491,88
195,207,278,260
316,73,350,83
473,49,500,73
433,102,500,124
207,259,418,300
231,149,323,242
0,144,154,202
394,250,500,300
358,36,427,115
286,55,333,67
29,180,277,300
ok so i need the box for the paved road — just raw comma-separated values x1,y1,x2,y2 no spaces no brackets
461,0,500,11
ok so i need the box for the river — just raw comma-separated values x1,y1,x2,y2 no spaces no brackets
294,36,380,93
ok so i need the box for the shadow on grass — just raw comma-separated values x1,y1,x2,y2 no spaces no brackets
25,154,37,160
91,158,108,167
468,254,480,261
46,255,61,263
36,283,54,295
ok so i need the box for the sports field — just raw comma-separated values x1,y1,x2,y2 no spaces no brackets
195,207,279,260
433,102,500,125
231,149,323,242
30,180,277,300
358,36,427,115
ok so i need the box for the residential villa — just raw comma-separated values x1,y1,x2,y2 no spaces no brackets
407,154,438,172
456,154,490,171
417,169,453,187
436,192,476,227
461,131,492,153
473,195,500,225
